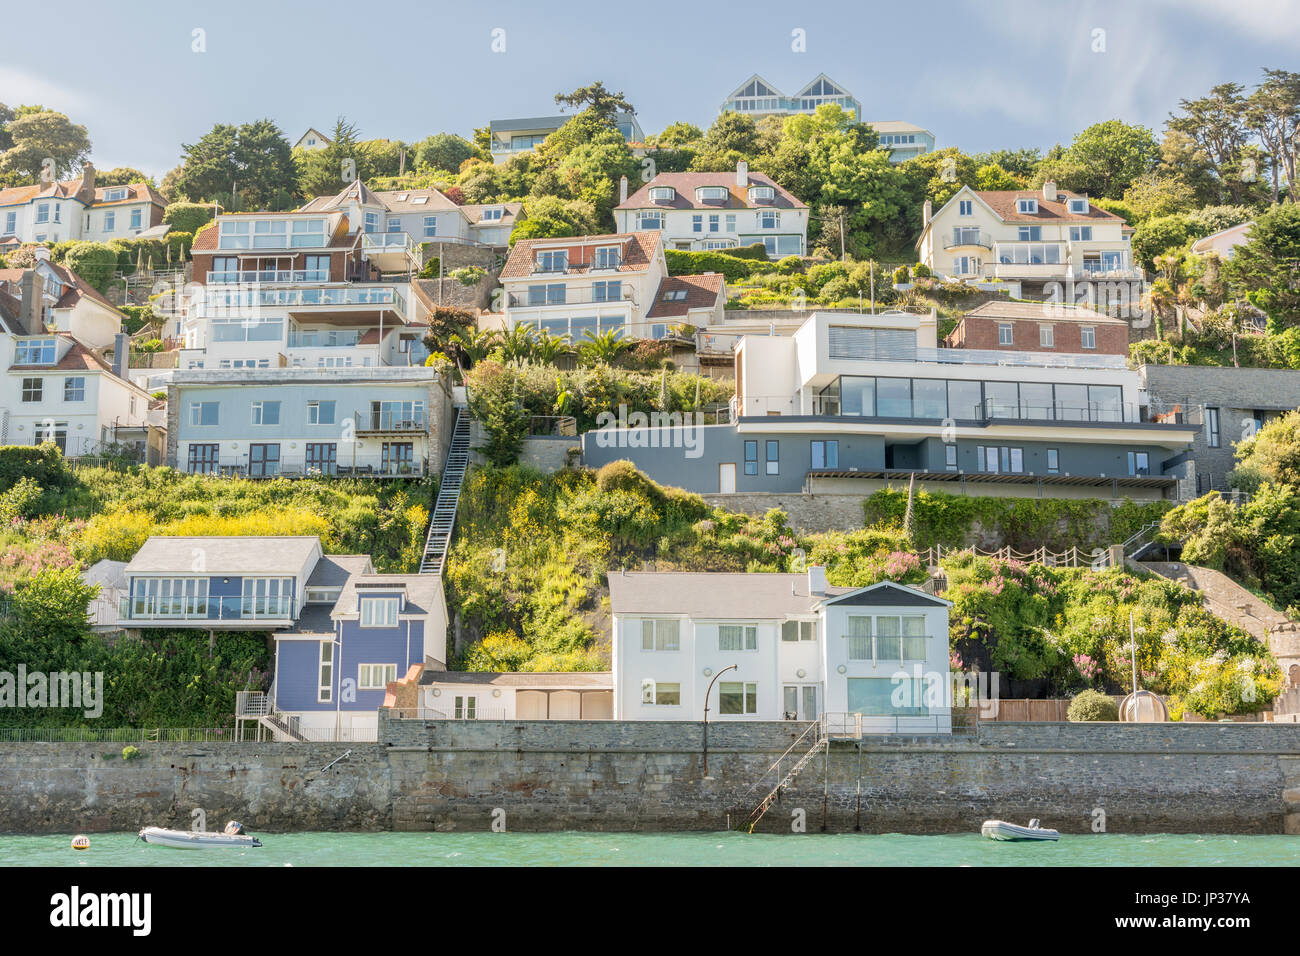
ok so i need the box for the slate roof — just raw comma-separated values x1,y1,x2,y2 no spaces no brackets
124,536,322,575
961,300,1128,326
608,572,946,617
334,574,444,618
306,554,373,588
419,671,613,688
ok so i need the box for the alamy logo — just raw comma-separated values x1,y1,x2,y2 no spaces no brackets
593,404,705,459
49,887,151,936
0,667,102,718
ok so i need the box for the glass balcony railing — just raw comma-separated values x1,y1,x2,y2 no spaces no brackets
361,233,416,254
118,594,294,622
202,286,406,317
353,409,427,432
207,269,329,284
286,330,364,349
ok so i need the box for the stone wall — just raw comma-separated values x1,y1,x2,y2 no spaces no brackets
700,492,870,533
1,720,1296,835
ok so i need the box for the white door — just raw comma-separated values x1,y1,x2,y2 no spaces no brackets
719,463,736,493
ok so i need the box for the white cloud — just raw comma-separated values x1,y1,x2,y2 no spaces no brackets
1159,0,1300,46
0,65,89,113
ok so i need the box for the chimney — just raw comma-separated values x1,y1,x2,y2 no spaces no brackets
31,246,51,262
79,162,96,199
736,160,748,187
619,175,628,204
808,565,827,596
922,199,932,227
18,269,43,335
1042,180,1056,202
112,332,129,379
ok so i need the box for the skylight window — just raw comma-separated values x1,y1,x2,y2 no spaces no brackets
412,196,428,204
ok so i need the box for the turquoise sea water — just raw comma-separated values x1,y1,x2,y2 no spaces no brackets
3,831,1298,866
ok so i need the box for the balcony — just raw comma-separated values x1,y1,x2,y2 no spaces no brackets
360,232,418,272
915,346,1127,371
286,330,364,349
353,409,427,434
507,288,633,308
943,235,992,251
207,269,329,284
118,594,294,626
200,285,406,320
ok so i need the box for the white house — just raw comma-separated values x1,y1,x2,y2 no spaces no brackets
615,161,808,257
488,113,643,165
609,568,954,733
720,74,863,122
0,266,154,458
299,180,519,249
498,230,725,341
0,164,165,245
419,672,613,720
294,128,333,151
1190,221,1254,259
916,182,1139,301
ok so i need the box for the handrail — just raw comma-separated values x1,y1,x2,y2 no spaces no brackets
734,719,823,808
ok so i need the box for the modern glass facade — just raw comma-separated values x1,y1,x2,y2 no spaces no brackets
814,375,1132,423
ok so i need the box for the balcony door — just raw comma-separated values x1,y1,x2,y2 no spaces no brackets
782,685,819,721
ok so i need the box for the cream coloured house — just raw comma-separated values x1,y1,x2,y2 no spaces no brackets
916,182,1140,300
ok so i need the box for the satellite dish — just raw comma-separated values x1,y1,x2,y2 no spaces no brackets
1119,689,1169,722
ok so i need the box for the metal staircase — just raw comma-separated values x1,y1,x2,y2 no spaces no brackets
735,720,828,833
420,407,471,575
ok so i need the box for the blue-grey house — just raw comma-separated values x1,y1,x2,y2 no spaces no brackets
582,311,1201,501
119,535,447,741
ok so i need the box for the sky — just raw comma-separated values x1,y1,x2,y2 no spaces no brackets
4,0,1298,179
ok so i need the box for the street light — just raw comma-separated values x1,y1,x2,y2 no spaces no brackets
701,664,738,779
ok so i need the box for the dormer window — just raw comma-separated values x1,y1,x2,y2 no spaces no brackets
695,186,728,203
1017,198,1038,214
359,596,400,628
104,187,128,202
593,246,621,270
662,289,688,301
14,338,57,365
748,185,775,204
535,249,568,273
481,206,503,221
1068,198,1089,214
648,186,676,204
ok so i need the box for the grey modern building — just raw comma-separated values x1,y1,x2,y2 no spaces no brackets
582,312,1200,501
1139,364,1300,494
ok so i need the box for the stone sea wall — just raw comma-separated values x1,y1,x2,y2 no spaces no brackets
0,721,1297,835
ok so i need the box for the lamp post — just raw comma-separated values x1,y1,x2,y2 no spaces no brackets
702,664,738,779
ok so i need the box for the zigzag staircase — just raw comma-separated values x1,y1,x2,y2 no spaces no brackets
261,713,307,742
736,720,827,833
420,406,471,575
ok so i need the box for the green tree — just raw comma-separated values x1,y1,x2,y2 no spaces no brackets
294,116,364,198
94,167,151,187
162,202,218,235
1121,172,1198,222
61,241,119,292
654,121,702,149
415,132,479,173
0,109,91,183
1167,82,1254,204
1224,203,1300,328
1057,120,1160,198
174,120,296,209
690,112,761,170
554,81,635,122
975,162,1022,191
1244,69,1300,203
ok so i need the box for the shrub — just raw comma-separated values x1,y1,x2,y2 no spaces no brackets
912,263,932,278
162,202,217,236
121,746,141,761
1067,689,1119,721
61,241,119,292
892,265,910,283
0,444,74,492
664,249,759,282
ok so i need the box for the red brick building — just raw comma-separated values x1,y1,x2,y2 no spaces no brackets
944,301,1129,356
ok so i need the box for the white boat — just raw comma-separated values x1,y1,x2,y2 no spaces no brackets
980,818,1059,842
138,821,263,849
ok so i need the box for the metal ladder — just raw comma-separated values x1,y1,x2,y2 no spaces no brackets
420,407,471,575
737,720,828,833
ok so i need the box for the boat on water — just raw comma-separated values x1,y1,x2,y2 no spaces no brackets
138,820,263,849
980,818,1060,842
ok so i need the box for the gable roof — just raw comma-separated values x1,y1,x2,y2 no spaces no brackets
646,273,725,319
0,262,121,317
92,182,167,208
726,73,784,100
619,171,806,211
461,201,523,226
821,580,952,608
608,571,844,619
499,231,661,279
795,73,852,98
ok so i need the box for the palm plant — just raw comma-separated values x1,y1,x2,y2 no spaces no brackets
532,330,573,365
449,326,500,370
495,324,538,366
577,329,632,366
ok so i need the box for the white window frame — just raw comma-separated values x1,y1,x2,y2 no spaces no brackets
360,597,400,628
358,663,398,690
1080,326,1096,349
1039,325,1054,348
718,681,759,716
318,641,334,703
998,323,1013,346
639,619,680,652
718,624,758,652
642,680,681,706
